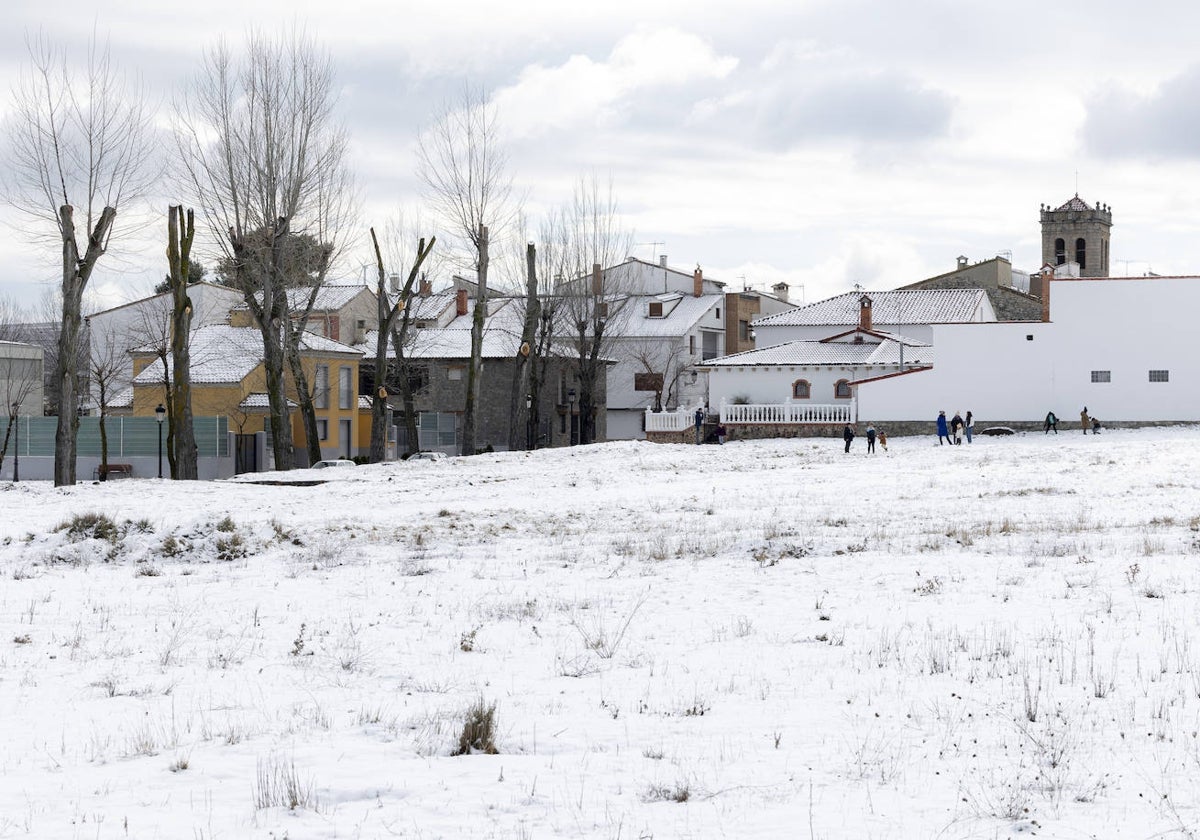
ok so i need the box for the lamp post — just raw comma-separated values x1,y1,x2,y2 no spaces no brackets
155,403,166,478
10,402,18,483
567,388,577,446
525,393,534,451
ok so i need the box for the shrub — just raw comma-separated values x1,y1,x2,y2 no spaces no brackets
216,533,246,561
56,513,120,543
452,698,499,756
215,515,236,533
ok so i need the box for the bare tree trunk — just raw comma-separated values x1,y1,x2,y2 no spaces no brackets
368,229,434,462
55,205,116,486
231,222,295,471
462,224,488,455
510,243,540,450
168,206,199,480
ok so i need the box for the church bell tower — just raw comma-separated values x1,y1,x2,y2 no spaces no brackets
1040,195,1112,277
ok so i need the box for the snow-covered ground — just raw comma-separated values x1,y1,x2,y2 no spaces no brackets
3,428,1200,839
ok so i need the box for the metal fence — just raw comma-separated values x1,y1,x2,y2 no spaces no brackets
0,416,230,457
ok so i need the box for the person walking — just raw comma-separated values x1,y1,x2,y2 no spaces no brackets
951,411,964,445
936,410,950,445
965,410,974,444
694,407,705,444
1044,411,1058,434
878,429,888,451
843,423,855,453
866,424,877,454
1080,406,1090,435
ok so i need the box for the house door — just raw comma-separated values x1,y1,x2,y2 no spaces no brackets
234,434,257,474
339,419,352,459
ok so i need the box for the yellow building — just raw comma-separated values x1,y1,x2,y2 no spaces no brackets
130,324,364,462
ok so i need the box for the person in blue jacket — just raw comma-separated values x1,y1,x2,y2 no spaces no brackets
936,410,950,445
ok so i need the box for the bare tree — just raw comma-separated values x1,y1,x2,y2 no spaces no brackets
625,336,691,412
367,225,435,462
174,29,351,471
549,176,634,445
166,206,198,479
87,328,128,480
2,35,156,485
417,87,516,455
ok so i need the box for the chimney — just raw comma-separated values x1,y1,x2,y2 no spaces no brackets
1040,268,1053,322
456,288,468,317
859,294,873,332
956,255,969,270
388,273,400,293
419,278,432,298
693,265,703,298
772,281,789,303
659,255,668,268
592,263,603,297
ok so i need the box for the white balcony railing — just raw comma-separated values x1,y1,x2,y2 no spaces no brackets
720,402,852,425
644,406,699,433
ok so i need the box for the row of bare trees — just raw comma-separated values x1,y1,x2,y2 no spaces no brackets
2,30,640,480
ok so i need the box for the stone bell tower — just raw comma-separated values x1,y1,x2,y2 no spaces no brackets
1040,195,1112,277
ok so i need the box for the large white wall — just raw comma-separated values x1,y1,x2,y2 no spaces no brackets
858,277,1200,422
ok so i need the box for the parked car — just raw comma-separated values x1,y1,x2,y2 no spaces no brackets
312,459,356,469
408,451,446,462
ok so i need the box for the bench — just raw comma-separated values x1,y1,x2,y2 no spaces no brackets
95,463,133,480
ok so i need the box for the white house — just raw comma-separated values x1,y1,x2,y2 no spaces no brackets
604,281,726,439
700,295,932,422
0,340,44,417
856,275,1200,425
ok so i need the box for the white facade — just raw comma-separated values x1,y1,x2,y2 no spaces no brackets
605,292,725,439
857,276,1200,423
0,340,45,416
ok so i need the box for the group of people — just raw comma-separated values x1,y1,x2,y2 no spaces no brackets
1045,408,1101,434
842,423,887,454
936,410,974,445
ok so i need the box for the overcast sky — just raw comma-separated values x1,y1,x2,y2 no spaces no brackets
3,0,1200,313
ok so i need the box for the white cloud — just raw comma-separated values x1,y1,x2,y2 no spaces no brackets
492,27,737,139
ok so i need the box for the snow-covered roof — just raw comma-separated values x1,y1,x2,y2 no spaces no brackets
752,289,990,328
133,325,361,385
239,393,298,411
232,284,373,314
606,293,723,339
408,291,456,322
700,338,934,368
1055,195,1092,212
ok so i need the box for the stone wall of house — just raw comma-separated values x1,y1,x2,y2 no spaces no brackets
369,356,607,451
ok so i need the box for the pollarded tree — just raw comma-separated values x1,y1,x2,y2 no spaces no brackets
174,29,352,471
2,35,156,486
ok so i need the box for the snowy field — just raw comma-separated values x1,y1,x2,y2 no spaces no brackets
4,428,1200,839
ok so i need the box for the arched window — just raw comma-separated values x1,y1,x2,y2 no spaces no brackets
834,379,852,399
792,379,811,399
1075,238,1086,270
1054,238,1066,265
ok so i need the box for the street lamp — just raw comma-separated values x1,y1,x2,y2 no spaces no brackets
10,402,18,483
155,403,166,478
567,388,577,446
525,393,533,451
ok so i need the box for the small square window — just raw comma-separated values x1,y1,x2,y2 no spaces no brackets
1026,335,1034,341
1149,369,1169,383
1090,370,1111,383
